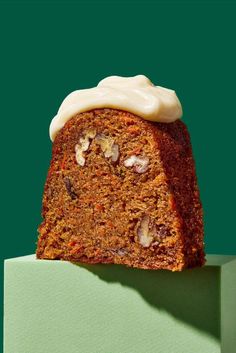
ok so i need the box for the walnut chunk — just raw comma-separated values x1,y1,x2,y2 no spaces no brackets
124,155,149,173
111,143,119,162
95,133,119,162
156,224,171,239
64,177,77,200
109,248,128,256
137,218,172,248
75,145,85,166
137,215,156,247
75,129,97,166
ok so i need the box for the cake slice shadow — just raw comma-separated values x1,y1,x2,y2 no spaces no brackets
73,261,220,341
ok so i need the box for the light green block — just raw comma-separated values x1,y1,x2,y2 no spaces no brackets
4,254,236,353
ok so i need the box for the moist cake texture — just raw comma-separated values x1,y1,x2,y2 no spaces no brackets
36,108,205,271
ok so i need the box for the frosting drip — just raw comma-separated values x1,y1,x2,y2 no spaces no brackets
49,75,183,141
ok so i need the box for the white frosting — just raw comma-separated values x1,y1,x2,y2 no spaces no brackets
49,75,182,141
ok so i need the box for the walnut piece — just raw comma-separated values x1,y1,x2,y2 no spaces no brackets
137,215,156,247
137,217,172,247
64,177,77,200
109,248,128,256
75,129,96,166
75,145,85,166
95,133,119,162
124,155,149,173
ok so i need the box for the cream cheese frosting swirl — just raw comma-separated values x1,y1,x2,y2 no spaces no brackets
49,75,183,141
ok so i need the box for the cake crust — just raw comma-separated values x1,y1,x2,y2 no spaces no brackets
37,108,205,271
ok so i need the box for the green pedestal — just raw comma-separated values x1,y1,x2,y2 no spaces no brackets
4,254,236,353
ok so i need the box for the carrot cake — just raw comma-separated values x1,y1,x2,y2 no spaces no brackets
36,75,205,271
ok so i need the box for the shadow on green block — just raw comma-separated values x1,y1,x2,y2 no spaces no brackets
73,263,220,341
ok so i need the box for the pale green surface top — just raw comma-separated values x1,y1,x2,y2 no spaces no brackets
205,254,236,266
4,254,236,353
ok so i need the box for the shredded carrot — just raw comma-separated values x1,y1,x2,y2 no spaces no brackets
94,204,104,212
70,246,83,255
126,126,141,135
97,228,106,236
60,154,67,170
128,147,142,156
95,170,103,176
68,241,77,247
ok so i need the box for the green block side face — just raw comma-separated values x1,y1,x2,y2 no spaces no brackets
221,258,236,353
3,254,235,353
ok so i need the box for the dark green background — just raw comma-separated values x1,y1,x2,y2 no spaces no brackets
1,1,236,350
